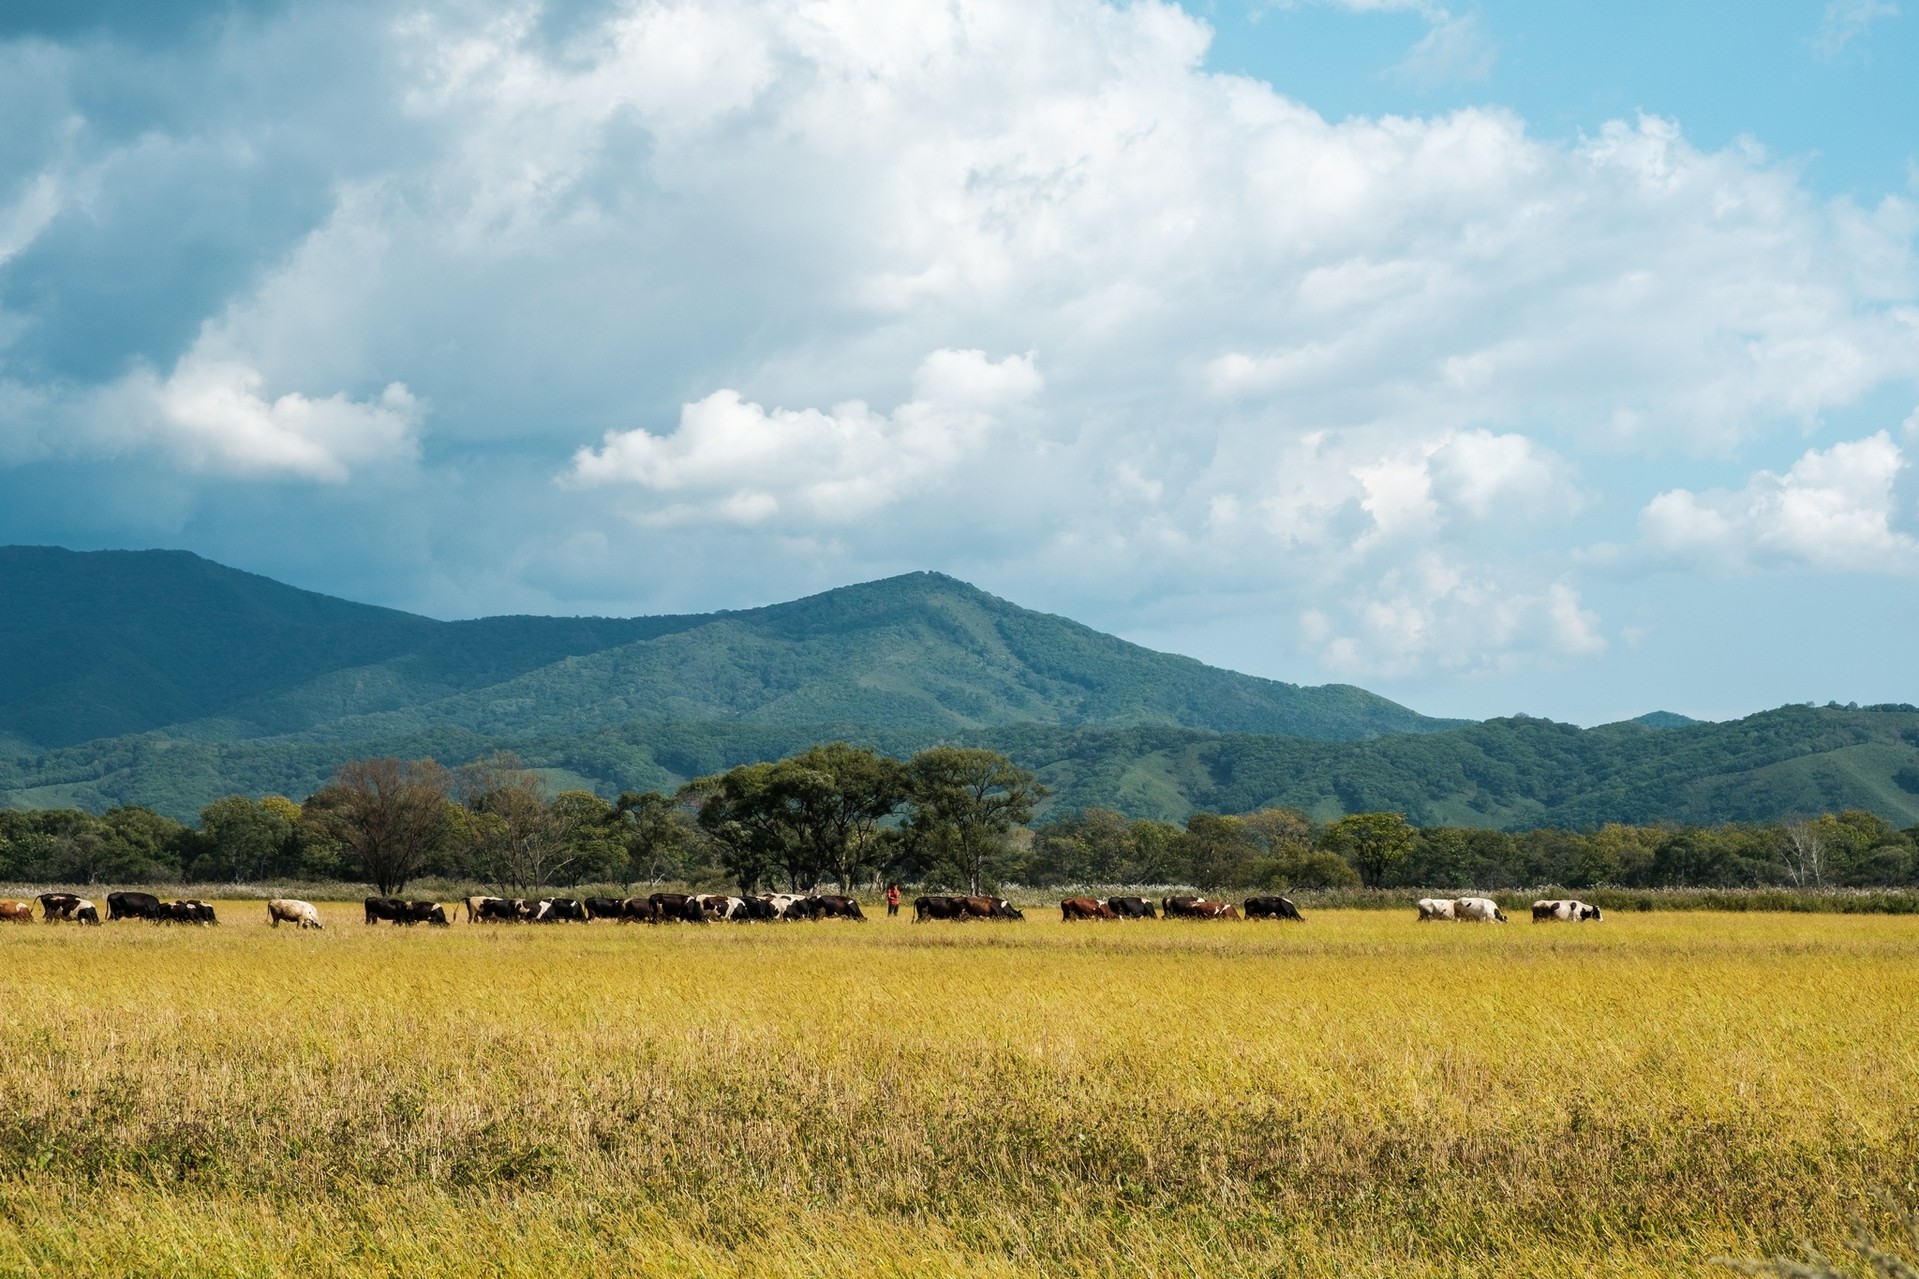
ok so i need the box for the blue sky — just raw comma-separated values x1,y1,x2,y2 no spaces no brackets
0,0,1915,726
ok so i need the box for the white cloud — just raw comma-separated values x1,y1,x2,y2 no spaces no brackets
1390,12,1497,88
1639,432,1919,574
1815,0,1898,58
568,349,1041,525
1,0,1916,684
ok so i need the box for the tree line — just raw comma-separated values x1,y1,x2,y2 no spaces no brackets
4,742,1918,894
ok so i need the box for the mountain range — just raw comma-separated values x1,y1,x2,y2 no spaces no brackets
4,545,1918,828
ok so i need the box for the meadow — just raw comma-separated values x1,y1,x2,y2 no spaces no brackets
1,906,1914,1277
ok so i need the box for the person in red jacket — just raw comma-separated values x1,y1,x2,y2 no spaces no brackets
885,883,901,917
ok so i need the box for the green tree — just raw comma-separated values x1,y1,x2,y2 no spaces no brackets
195,795,300,882
303,757,456,896
1322,811,1416,888
455,754,584,894
1177,812,1260,890
905,747,1046,895
614,791,697,888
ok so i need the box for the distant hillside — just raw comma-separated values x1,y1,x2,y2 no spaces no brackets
1,547,1454,801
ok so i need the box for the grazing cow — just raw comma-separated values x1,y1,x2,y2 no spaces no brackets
1107,896,1156,919
38,892,85,922
0,900,32,924
267,898,323,929
801,894,866,920
584,896,626,921
1532,899,1603,922
535,898,587,923
647,892,695,924
958,896,1023,920
404,901,450,926
73,899,102,925
365,896,412,926
107,890,163,921
159,900,213,924
692,894,747,922
1455,897,1508,923
1416,898,1458,922
620,896,654,922
738,896,779,922
914,895,968,922
467,896,503,923
761,893,809,920
1243,895,1305,922
1162,896,1235,920
1060,897,1118,921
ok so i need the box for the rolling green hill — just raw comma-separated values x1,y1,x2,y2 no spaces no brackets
6,548,1917,829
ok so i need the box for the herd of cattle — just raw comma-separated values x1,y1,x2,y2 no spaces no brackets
0,889,1609,929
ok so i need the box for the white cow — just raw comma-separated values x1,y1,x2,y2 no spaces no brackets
267,898,323,929
1416,898,1457,921
1531,899,1602,922
760,893,808,920
697,894,748,921
1455,897,1508,922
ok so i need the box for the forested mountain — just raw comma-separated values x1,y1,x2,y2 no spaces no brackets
6,548,1916,828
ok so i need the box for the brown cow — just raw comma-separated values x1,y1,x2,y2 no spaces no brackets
1060,897,1117,921
0,900,33,923
1163,897,1237,920
958,896,1023,920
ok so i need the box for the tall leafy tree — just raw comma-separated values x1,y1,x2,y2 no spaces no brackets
455,754,583,894
1322,811,1416,888
614,791,698,888
303,757,455,896
905,747,1046,895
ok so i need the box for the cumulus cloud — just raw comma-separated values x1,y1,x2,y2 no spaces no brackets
0,0,1916,687
568,349,1041,526
1638,432,1919,574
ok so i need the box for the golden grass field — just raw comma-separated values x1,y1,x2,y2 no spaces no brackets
1,904,1914,1277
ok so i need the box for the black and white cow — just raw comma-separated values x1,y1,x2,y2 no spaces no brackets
1531,899,1603,922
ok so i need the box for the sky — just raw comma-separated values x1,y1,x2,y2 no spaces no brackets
0,0,1915,726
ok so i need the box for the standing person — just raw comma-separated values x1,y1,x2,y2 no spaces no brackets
885,883,901,917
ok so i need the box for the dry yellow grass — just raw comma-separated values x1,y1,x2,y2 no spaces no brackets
0,905,1913,1276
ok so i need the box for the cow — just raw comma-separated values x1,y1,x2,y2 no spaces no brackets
0,900,32,924
365,897,412,925
647,892,696,924
801,895,866,920
761,893,809,920
159,900,213,924
405,901,450,926
693,894,747,922
1455,897,1508,923
467,896,504,923
738,896,779,921
1163,896,1236,919
958,896,1023,920
535,898,588,923
584,896,626,921
107,890,163,921
72,899,102,925
1532,899,1603,922
1107,896,1156,919
1416,898,1458,922
914,895,968,922
267,898,323,929
1060,897,1117,921
1243,895,1304,922
620,896,655,922
38,892,85,922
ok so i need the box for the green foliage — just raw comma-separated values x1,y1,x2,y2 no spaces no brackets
903,747,1046,895
1321,812,1417,887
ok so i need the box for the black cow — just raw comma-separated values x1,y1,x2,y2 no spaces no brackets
160,899,216,924
800,894,865,920
584,896,626,921
405,901,450,926
107,890,163,921
1243,895,1305,922
647,892,696,924
365,897,411,925
621,896,654,922
738,896,779,921
914,895,967,921
1106,896,1156,919
535,898,588,922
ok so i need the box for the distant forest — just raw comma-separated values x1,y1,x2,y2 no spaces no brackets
4,743,1914,897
